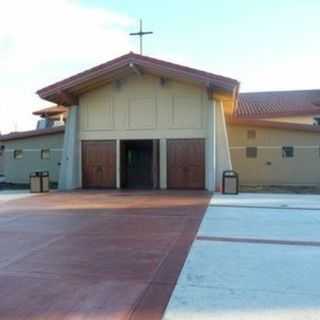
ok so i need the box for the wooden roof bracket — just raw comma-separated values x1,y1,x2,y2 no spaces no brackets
207,82,215,100
57,90,78,106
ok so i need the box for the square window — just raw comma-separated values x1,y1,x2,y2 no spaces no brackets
246,147,257,158
313,117,320,126
282,146,294,158
13,149,23,160
247,129,256,139
41,149,50,160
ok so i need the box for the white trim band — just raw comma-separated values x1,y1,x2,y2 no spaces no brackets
5,148,63,152
230,145,320,150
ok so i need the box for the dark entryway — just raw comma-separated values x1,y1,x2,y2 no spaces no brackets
82,140,116,188
167,139,205,189
121,140,159,189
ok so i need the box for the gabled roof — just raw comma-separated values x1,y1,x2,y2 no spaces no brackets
37,52,239,105
227,117,320,133
32,105,68,117
236,89,320,119
0,126,65,142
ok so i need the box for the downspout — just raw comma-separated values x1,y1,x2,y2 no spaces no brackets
220,101,232,169
213,99,217,192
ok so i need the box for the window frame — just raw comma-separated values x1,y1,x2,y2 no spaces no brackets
247,129,256,139
313,117,320,126
246,146,258,158
41,148,51,160
282,146,294,158
13,149,23,160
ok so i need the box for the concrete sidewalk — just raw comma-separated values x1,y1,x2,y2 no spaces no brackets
0,190,34,203
164,193,320,320
211,192,320,209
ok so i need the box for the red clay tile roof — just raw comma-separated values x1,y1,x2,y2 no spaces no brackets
227,117,320,133
32,105,68,116
0,126,65,142
37,52,239,104
235,89,320,119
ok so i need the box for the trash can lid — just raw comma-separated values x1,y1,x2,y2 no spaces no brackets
30,171,42,177
223,170,238,177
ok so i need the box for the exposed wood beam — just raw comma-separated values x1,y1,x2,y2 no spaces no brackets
112,79,123,90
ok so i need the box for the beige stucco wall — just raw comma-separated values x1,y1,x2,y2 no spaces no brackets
79,74,209,140
264,115,320,125
3,133,64,184
228,124,320,186
78,73,212,189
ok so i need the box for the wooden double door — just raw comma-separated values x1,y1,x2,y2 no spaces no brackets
167,139,205,189
82,139,204,189
82,141,116,188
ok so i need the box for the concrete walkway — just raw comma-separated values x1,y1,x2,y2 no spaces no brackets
164,193,320,320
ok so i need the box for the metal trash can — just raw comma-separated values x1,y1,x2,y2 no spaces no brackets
222,170,239,195
41,171,50,193
30,171,42,193
30,171,50,193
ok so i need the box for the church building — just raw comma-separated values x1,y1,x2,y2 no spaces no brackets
36,52,239,191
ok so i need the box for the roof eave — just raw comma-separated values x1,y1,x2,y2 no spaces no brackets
227,118,320,133
37,53,239,105
0,126,65,142
235,109,320,119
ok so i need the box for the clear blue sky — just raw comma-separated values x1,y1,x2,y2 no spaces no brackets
1,0,319,133
80,0,320,91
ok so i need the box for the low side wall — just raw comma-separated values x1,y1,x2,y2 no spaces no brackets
2,133,64,184
228,124,320,186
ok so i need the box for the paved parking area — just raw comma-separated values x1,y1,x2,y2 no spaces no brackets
0,190,210,320
164,194,320,320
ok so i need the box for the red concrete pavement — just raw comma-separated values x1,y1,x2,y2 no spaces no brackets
0,190,210,320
